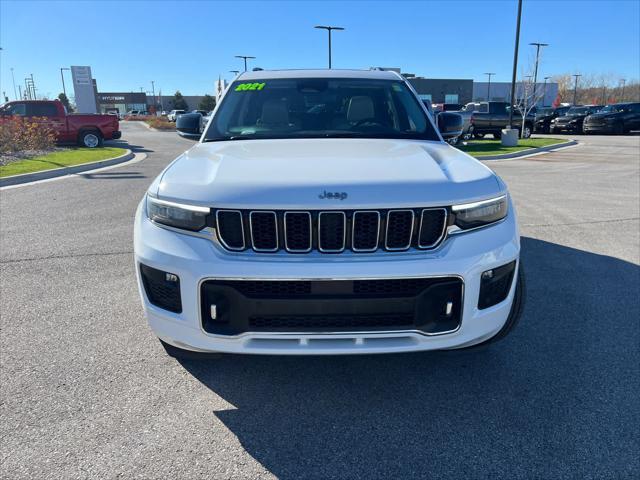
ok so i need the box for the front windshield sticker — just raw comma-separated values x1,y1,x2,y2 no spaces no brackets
235,82,266,91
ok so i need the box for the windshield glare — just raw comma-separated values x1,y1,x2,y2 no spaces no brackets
599,105,622,113
204,78,439,141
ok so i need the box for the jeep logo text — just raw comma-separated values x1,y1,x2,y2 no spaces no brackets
318,190,348,200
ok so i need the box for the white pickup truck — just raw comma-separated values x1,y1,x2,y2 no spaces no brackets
134,69,523,357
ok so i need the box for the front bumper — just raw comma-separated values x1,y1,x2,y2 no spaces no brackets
551,123,580,132
583,123,614,133
134,200,520,355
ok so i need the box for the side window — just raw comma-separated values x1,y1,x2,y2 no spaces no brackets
28,103,59,117
2,103,27,116
491,103,507,115
629,103,640,114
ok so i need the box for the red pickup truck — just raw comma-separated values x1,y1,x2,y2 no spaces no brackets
0,100,121,148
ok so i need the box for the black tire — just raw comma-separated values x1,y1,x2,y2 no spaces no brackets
159,339,223,360
493,131,502,140
521,124,532,139
78,130,103,148
473,133,485,139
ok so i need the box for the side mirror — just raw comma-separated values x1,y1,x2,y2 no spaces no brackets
176,112,202,138
437,112,463,140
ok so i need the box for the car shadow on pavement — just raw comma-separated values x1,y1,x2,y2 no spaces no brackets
105,140,154,153
177,237,639,479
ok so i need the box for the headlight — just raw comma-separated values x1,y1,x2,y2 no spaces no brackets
551,119,557,123
452,195,508,230
146,195,209,231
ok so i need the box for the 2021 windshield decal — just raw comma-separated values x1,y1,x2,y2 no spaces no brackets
235,82,266,91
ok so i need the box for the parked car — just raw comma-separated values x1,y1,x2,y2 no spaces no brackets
192,110,208,116
583,102,640,134
469,101,535,139
126,110,141,117
550,105,603,134
0,99,121,147
432,103,464,114
534,106,571,133
167,110,186,122
134,69,523,358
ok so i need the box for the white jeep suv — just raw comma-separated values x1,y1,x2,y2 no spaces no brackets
134,69,523,357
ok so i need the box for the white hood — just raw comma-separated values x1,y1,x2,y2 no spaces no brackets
153,138,502,209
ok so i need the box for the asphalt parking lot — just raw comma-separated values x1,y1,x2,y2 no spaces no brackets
1,123,638,479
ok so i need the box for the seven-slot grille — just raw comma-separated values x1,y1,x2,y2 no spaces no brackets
215,208,447,254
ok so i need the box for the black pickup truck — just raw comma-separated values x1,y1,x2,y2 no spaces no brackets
469,101,535,139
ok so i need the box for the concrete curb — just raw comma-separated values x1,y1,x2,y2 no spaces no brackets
475,140,578,161
0,149,134,187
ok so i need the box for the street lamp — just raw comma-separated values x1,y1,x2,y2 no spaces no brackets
542,76,551,106
529,42,549,105
314,25,344,69
229,70,240,76
572,74,582,105
507,0,523,129
484,72,495,101
235,55,256,72
151,80,156,114
10,67,17,100
60,67,70,98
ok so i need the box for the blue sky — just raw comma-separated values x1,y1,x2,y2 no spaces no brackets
1,0,639,100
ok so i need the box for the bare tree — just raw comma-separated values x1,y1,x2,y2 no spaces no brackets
514,77,546,137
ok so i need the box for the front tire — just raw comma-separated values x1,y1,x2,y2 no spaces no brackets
519,125,532,139
79,130,103,148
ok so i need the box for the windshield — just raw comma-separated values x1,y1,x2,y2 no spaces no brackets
598,105,624,113
536,108,553,116
566,107,589,115
204,78,439,142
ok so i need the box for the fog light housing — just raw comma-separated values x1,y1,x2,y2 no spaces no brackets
140,264,182,313
478,261,516,309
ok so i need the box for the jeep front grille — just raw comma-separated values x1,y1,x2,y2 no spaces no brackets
215,208,447,254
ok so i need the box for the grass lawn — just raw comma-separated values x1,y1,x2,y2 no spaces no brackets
457,138,566,157
0,147,127,178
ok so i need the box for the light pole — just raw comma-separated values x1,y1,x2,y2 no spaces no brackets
542,76,551,106
151,80,156,114
235,55,255,72
30,73,36,99
60,67,70,97
229,70,240,76
601,85,607,105
314,25,344,69
10,67,17,100
508,0,523,129
529,42,549,105
572,74,582,105
484,72,495,101
620,79,626,101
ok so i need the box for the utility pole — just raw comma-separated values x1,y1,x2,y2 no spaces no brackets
572,74,582,105
620,79,626,101
508,0,523,129
529,42,549,106
542,76,550,106
602,85,606,105
10,67,17,100
18,85,22,100
235,55,256,72
314,25,345,69
484,72,495,101
30,74,36,99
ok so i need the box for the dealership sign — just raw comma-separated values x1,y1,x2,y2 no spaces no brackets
71,66,97,114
